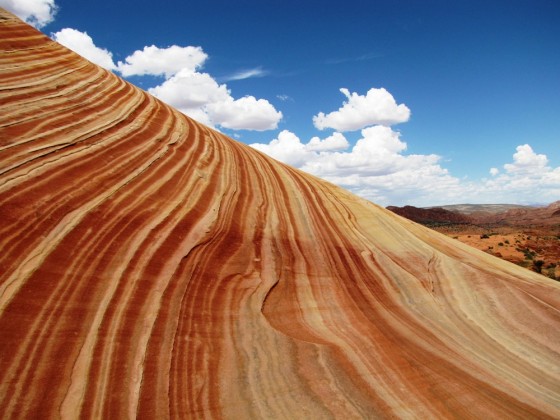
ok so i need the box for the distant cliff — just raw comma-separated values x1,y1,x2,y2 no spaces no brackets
386,205,472,225
389,201,560,226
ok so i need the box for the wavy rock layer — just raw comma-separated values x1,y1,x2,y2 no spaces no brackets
1,10,559,419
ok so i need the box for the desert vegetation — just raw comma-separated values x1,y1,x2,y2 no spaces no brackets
435,225,560,280
389,203,560,281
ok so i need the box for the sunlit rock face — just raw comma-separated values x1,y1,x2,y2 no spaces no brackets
1,9,559,419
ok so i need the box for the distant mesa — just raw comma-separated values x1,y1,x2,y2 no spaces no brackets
389,201,560,227
386,205,472,225
1,9,559,419
431,203,533,215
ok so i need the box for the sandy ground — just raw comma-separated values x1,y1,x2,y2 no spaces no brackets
435,225,560,280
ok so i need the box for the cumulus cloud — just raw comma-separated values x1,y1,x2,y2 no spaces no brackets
313,88,411,131
150,69,282,131
480,144,560,202
207,96,282,131
117,45,207,78
148,69,282,130
148,70,227,110
108,44,281,130
503,144,548,174
251,128,559,207
251,130,310,167
347,142,559,206
301,126,438,178
47,28,282,131
0,0,57,28
250,127,458,205
51,28,116,70
306,132,349,152
250,131,349,167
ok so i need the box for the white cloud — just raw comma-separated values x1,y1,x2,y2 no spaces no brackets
51,28,116,70
117,45,207,78
503,144,548,174
251,128,560,207
148,69,228,110
250,127,458,205
302,126,431,177
1,0,57,28
300,126,452,205
306,132,349,152
313,87,411,131
480,144,560,203
109,44,281,130
207,96,282,131
47,27,282,131
251,130,309,167
222,67,268,81
148,69,282,131
250,131,349,167
276,94,292,102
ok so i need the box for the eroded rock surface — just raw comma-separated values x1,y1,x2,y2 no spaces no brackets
1,10,559,419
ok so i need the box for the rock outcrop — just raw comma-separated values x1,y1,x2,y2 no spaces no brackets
1,10,559,418
386,205,472,225
479,201,560,226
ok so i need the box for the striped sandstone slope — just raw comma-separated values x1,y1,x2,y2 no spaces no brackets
1,9,559,419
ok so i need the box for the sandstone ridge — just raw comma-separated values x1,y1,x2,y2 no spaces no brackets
386,205,472,225
1,10,559,419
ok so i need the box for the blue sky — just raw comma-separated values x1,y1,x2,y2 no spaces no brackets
3,0,560,206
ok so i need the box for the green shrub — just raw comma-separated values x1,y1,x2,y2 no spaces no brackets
533,260,545,273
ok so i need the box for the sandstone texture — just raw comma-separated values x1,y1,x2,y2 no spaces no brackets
1,10,559,419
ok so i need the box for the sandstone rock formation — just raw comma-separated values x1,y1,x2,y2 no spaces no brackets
424,202,560,226
479,201,560,226
389,203,560,227
1,10,559,419
386,205,472,225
